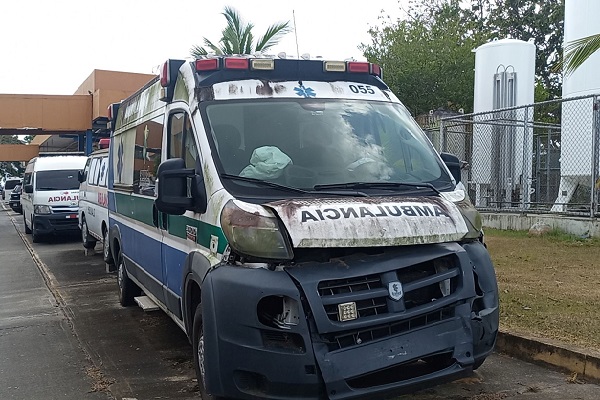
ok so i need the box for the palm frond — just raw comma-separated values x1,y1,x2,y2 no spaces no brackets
561,33,600,76
255,22,292,52
190,45,207,58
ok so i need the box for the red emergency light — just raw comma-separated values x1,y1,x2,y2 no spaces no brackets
224,57,249,70
98,139,110,149
195,58,219,71
347,62,370,73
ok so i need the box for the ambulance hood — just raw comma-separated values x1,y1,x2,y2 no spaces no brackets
38,189,80,207
266,196,469,248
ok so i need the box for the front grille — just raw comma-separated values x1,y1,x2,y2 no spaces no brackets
322,306,455,351
49,218,79,226
51,206,78,213
317,255,460,323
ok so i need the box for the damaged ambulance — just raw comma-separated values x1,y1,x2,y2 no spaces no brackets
107,55,499,400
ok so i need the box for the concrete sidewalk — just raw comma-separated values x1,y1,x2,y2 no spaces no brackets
0,203,110,400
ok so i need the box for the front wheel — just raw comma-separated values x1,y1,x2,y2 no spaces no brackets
31,221,42,243
117,254,141,306
81,217,97,249
192,306,227,400
102,228,114,265
24,214,32,234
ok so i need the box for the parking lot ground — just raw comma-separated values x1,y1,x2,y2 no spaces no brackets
0,203,109,400
2,202,600,400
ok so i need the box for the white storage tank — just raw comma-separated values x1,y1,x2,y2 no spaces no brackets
472,38,536,208
553,0,600,211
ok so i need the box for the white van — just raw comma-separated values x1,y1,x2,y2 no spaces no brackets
22,155,88,242
2,177,22,201
108,56,499,399
78,147,114,266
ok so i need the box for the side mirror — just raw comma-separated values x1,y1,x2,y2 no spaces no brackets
155,158,207,215
440,152,462,184
78,170,87,183
24,184,33,194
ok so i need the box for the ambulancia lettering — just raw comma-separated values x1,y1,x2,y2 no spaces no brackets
48,195,79,202
300,204,450,223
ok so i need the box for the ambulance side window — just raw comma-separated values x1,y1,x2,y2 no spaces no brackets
88,158,99,186
133,116,163,196
82,158,91,184
23,172,32,186
168,112,198,169
98,157,108,187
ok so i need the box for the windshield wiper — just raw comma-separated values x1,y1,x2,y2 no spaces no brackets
220,174,369,197
313,181,441,195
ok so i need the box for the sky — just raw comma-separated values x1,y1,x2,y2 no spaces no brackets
1,0,406,95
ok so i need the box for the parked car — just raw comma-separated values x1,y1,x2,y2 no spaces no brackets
9,184,22,213
78,146,113,267
2,177,21,201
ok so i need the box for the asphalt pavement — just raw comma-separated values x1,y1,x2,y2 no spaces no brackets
0,203,109,399
2,201,600,400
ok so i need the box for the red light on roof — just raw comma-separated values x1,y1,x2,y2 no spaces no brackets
98,139,110,149
224,57,249,70
347,62,370,73
160,61,170,87
196,58,219,71
370,64,382,77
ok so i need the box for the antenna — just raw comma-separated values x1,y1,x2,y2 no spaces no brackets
293,10,300,59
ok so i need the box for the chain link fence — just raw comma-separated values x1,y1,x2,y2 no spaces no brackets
428,95,600,217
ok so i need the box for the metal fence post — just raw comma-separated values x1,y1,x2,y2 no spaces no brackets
440,119,446,153
591,96,600,218
521,105,530,213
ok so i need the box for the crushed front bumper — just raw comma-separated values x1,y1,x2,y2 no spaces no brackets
201,241,498,399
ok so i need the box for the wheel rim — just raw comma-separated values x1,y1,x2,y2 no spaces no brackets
81,221,88,243
103,230,110,259
197,332,207,387
117,261,124,288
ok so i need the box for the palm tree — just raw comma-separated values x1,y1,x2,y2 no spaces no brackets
560,33,600,76
190,6,292,57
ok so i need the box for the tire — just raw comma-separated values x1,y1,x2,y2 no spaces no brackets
24,214,32,234
102,228,114,265
81,217,97,249
472,357,485,371
192,305,227,400
31,221,42,243
117,253,141,307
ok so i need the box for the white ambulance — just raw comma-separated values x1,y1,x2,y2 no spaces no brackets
108,55,499,399
22,155,88,242
78,144,113,266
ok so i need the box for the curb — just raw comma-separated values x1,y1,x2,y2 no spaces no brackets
495,329,600,382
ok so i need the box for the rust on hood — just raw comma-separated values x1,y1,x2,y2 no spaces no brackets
267,195,459,224
265,195,469,248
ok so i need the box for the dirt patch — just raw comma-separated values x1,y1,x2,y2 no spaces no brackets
486,228,600,352
85,365,115,393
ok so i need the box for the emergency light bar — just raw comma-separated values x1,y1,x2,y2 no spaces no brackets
158,56,386,103
98,138,110,149
192,56,382,78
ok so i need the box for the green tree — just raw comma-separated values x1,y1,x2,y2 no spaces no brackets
190,6,292,57
560,33,600,76
362,0,564,114
362,0,487,115
484,0,564,99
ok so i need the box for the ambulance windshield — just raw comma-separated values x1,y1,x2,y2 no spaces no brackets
205,99,451,192
35,170,80,191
